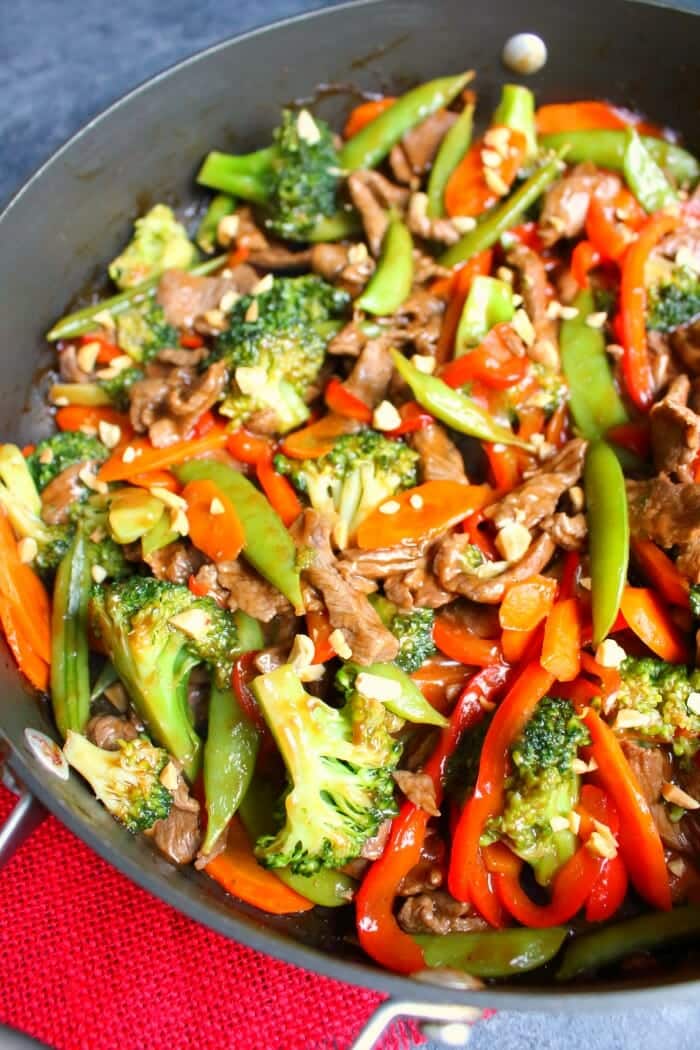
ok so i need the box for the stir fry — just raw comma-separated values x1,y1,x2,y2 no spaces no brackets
6,74,700,983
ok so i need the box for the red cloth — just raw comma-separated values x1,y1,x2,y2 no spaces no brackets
0,784,421,1050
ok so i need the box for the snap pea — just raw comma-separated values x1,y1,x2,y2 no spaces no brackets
51,532,93,738
232,610,264,652
201,682,260,856
560,289,628,441
196,193,236,254
46,254,227,342
391,350,533,450
440,154,563,268
356,218,414,316
339,71,474,172
415,926,568,978
623,129,678,214
557,906,700,980
455,275,514,355
540,130,700,187
426,103,474,218
175,460,304,613
492,84,537,163
346,662,448,727
239,778,356,907
141,509,178,556
584,441,629,646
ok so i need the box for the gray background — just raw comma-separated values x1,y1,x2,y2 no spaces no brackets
1,1,700,1048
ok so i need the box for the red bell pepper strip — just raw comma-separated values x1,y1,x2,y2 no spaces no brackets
226,429,274,466
444,127,527,219
483,442,521,494
577,784,628,923
448,662,555,926
462,510,498,559
486,842,601,928
585,189,645,263
620,210,681,411
571,241,602,289
343,97,396,139
356,663,513,974
256,459,303,527
433,616,504,668
583,708,671,911
387,401,434,436
306,607,336,664
606,420,650,458
630,539,690,608
579,651,622,699
324,377,373,423
179,332,205,350
559,552,580,601
441,324,530,390
78,332,123,364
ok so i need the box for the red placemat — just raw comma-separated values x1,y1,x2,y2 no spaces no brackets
0,784,422,1050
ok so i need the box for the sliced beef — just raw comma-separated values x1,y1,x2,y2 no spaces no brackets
410,423,467,483
434,531,556,604
86,715,139,751
507,242,559,367
389,110,457,185
678,539,700,584
59,344,92,383
485,438,587,531
211,559,292,622
439,600,501,640
342,336,393,409
347,171,410,256
650,373,700,483
41,462,90,525
627,475,700,572
412,249,451,286
671,319,700,377
360,819,392,861
129,360,228,447
157,268,258,328
156,346,208,367
397,829,446,895
393,770,440,816
619,739,695,854
328,320,369,358
388,288,446,359
384,563,454,610
397,890,488,935
540,511,587,551
647,329,675,394
539,163,621,246
406,192,464,246
234,205,313,271
310,242,374,294
143,541,202,585
293,509,399,665
150,774,201,866
339,540,428,581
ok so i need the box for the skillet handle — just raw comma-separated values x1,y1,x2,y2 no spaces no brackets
0,764,47,871
350,1000,484,1049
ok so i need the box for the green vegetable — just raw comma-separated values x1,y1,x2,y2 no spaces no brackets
614,656,700,758
560,289,628,440
335,660,447,727
416,926,568,978
426,103,474,218
141,510,178,556
210,274,348,432
455,275,514,354
63,731,173,833
51,532,93,738
540,130,700,187
201,682,260,856
108,204,197,290
274,429,419,547
46,254,226,342
115,301,178,363
690,585,700,618
27,432,108,491
584,441,629,646
0,443,70,574
175,460,304,613
339,72,473,172
484,697,589,886
391,350,532,449
196,193,236,254
356,218,414,316
440,154,563,268
48,383,112,408
492,84,537,164
623,129,678,213
557,905,700,980
108,488,165,544
251,664,400,875
89,659,119,703
388,606,437,674
232,610,264,653
647,264,700,332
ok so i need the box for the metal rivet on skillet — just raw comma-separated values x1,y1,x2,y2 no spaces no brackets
24,728,69,780
502,32,548,74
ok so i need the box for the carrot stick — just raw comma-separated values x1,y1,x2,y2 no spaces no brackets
619,586,690,664
541,598,581,682
0,510,51,664
498,576,558,633
630,539,689,608
98,426,230,482
433,616,503,667
183,479,245,563
0,594,49,692
306,607,336,664
356,482,491,550
256,459,303,526
343,97,396,139
55,405,132,436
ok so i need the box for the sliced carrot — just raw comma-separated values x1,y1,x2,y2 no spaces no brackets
55,405,132,436
541,598,581,682
0,594,49,692
619,586,690,664
0,511,51,666
227,429,274,466
227,244,251,268
98,426,229,482
279,414,360,460
356,482,492,550
535,101,665,137
205,817,313,914
183,479,245,563
631,539,689,609
129,470,180,493
256,459,303,527
343,97,396,139
445,127,527,218
306,607,336,664
433,616,503,668
501,626,538,664
499,575,558,633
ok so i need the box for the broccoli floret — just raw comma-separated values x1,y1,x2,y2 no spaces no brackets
98,366,144,411
615,656,700,757
275,429,418,547
212,275,348,432
89,577,242,779
390,609,436,673
484,697,589,886
0,443,74,574
75,496,133,582
647,265,700,332
108,204,197,290
115,302,179,363
27,432,108,491
251,664,400,875
63,730,173,833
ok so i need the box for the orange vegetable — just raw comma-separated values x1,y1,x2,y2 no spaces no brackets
499,576,558,633
445,127,527,218
483,442,521,494
585,189,645,263
227,429,274,466
619,586,690,663
501,626,538,664
306,607,335,664
571,240,602,289
631,538,689,608
128,470,180,493
435,251,493,362
256,459,303,526
205,818,313,914
535,101,664,137
324,377,372,422
541,598,581,682
279,414,359,460
0,594,49,692
78,332,122,364
98,426,230,482
227,244,251,268
179,332,205,350
544,402,569,448
0,510,51,689
55,405,132,436
433,616,503,668
356,482,491,550
343,97,396,139
183,479,245,563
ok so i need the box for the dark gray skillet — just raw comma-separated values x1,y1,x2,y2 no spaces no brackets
0,0,699,1044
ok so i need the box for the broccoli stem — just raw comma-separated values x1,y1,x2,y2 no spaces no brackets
197,149,277,204
49,383,112,407
51,533,93,738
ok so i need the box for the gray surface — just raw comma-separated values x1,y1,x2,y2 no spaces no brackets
1,1,700,1048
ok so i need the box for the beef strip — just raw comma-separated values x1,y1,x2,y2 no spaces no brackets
293,509,399,665
627,475,700,582
619,739,697,855
157,267,258,328
143,541,203,585
671,319,700,377
347,171,410,256
485,439,587,531
384,563,454,610
41,462,91,525
339,539,429,581
439,600,501,640
86,715,139,751
540,511,588,551
389,110,457,185
410,423,468,483
538,163,621,246
393,770,440,816
434,531,556,604
507,242,559,367
647,329,675,394
150,772,201,866
328,320,368,358
129,359,228,447
650,373,700,483
234,205,313,271
310,242,374,294
397,891,488,935
397,828,446,895
388,288,446,359
210,559,292,622
156,346,208,367
406,192,464,246
342,336,394,409
59,344,92,383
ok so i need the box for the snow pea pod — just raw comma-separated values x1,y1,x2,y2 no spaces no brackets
584,441,629,646
391,350,533,450
540,130,700,187
356,218,414,316
426,103,474,218
623,129,677,213
560,289,628,441
455,275,514,354
440,154,563,267
415,926,568,978
175,460,304,613
557,905,700,980
51,532,92,738
344,661,448,727
492,84,537,163
232,610,264,652
339,71,474,172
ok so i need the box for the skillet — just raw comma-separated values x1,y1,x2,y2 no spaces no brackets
0,0,699,1044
